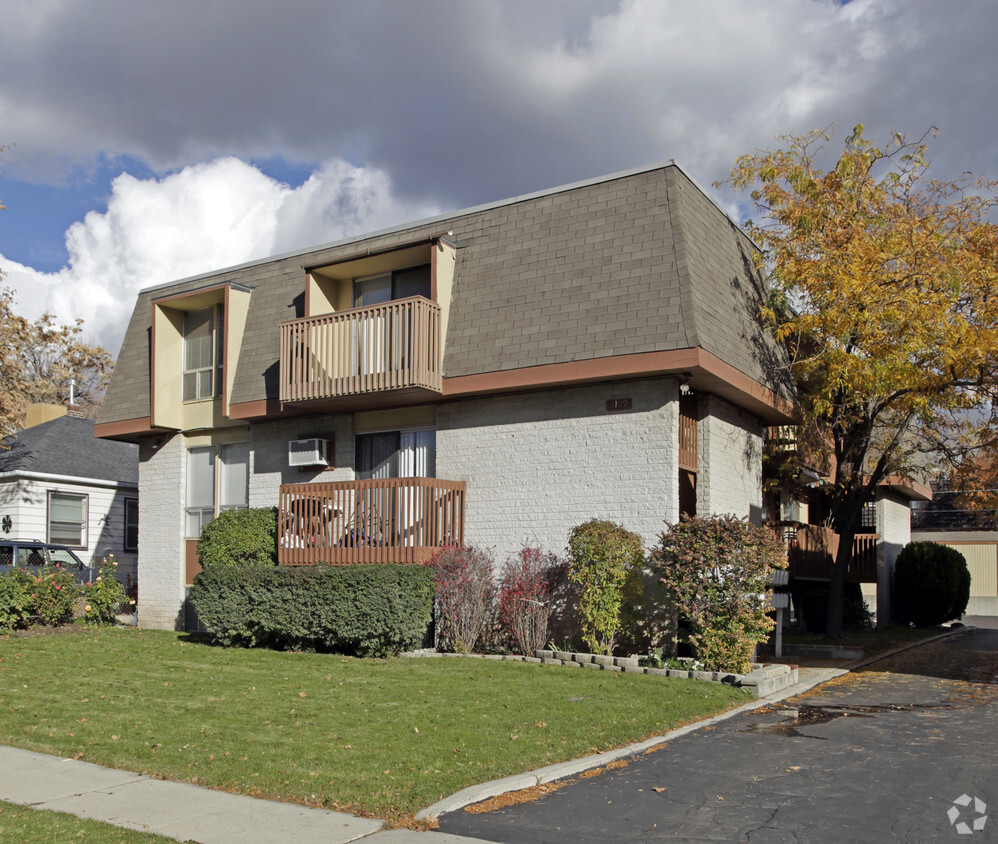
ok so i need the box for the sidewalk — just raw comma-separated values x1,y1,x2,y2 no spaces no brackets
0,666,845,843
0,745,479,844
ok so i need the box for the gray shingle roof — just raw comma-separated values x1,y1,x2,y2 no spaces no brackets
0,416,138,484
97,162,792,427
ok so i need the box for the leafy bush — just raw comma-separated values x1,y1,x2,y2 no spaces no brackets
566,519,645,655
197,507,278,568
82,554,132,625
28,568,78,626
498,546,567,655
0,569,33,633
430,545,495,653
894,541,971,627
651,515,787,673
190,563,434,657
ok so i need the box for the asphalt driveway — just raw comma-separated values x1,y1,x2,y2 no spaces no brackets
438,628,998,843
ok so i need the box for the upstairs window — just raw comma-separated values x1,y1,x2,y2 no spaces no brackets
183,305,224,401
353,264,430,308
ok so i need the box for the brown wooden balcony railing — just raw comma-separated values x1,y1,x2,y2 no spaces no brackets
279,296,442,403
278,478,465,565
786,524,880,583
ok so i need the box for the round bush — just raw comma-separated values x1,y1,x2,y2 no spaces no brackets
894,542,970,627
197,507,278,568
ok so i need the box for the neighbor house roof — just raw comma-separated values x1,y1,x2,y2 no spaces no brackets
97,162,795,431
0,416,138,484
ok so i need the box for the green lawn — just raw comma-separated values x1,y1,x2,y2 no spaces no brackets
0,629,746,823
0,799,179,843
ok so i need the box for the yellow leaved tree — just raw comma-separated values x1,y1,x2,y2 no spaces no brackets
724,125,998,637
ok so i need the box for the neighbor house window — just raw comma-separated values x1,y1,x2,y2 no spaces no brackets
124,499,139,553
48,492,88,548
182,305,224,401
185,442,250,538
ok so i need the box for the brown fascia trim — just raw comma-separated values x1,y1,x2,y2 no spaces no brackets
150,280,250,305
228,398,283,420
441,347,800,424
878,475,933,502
227,347,798,424
94,417,156,441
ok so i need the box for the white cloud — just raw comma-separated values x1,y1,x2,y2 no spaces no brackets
1,157,439,353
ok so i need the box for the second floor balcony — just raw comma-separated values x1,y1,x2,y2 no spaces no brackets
279,296,442,406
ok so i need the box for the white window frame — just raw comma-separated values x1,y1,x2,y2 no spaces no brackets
48,491,89,549
185,442,250,539
182,304,224,402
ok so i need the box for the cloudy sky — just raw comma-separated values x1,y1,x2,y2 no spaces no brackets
1,0,996,355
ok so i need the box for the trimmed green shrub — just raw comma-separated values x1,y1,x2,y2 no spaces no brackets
894,541,971,627
651,514,787,673
197,507,278,568
566,519,645,655
0,569,34,633
189,563,434,657
430,545,495,653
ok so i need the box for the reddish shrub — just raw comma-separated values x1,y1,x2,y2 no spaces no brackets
498,546,567,655
430,545,495,653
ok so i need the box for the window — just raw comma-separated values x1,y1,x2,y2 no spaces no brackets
185,442,250,538
219,442,249,511
48,492,88,548
124,499,139,553
185,446,215,537
355,429,435,480
182,305,224,401
861,500,877,531
353,265,430,307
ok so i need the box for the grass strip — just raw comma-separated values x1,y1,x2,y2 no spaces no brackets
0,799,179,843
0,628,745,823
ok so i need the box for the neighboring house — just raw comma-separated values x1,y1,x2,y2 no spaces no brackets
763,426,931,627
95,162,798,630
910,483,998,617
0,404,139,586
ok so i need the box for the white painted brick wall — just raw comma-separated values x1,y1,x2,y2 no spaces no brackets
137,434,186,629
873,490,913,625
437,378,679,563
248,417,355,507
696,394,764,522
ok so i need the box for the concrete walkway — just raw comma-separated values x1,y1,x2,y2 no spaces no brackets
0,666,847,843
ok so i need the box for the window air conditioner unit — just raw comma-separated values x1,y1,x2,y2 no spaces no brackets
288,438,329,468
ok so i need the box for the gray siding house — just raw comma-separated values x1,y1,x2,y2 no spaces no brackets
96,162,796,630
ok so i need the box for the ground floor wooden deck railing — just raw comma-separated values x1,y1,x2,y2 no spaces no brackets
787,525,880,583
278,478,466,565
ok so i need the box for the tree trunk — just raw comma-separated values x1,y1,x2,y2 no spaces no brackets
826,520,858,640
